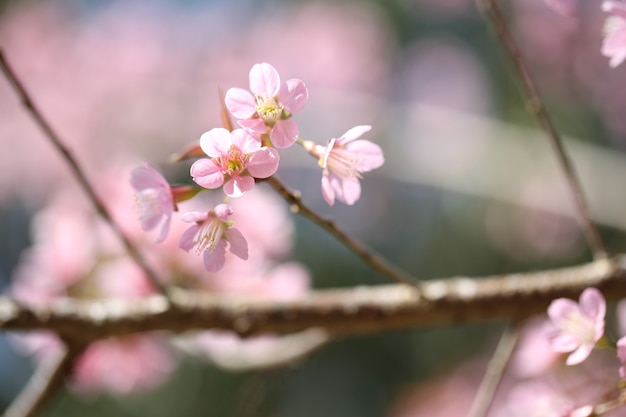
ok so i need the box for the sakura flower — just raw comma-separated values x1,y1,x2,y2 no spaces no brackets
130,162,174,243
225,63,308,148
547,287,606,365
190,128,279,197
303,125,384,206
179,204,248,272
602,1,626,68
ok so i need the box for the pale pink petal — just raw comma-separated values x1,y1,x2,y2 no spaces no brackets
270,119,298,148
550,333,580,352
547,298,579,321
231,129,261,153
345,140,385,171
566,344,594,365
190,159,224,189
224,176,255,198
278,79,308,113
225,88,257,119
336,176,361,205
179,224,200,252
618,337,626,379
225,227,248,260
181,211,209,223
321,174,335,206
249,63,280,96
200,128,232,157
155,216,171,244
603,26,626,68
248,148,279,178
130,162,167,190
213,204,234,221
203,240,227,272
579,288,606,323
238,119,268,138
336,125,372,145
603,1,626,18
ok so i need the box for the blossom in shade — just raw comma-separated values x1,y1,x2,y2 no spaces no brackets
190,128,279,197
130,162,175,243
303,125,384,206
602,1,626,68
179,204,248,272
547,287,606,365
617,336,626,379
225,63,308,148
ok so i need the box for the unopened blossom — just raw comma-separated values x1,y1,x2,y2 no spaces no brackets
225,63,308,148
179,204,248,272
303,125,384,206
602,1,626,68
547,287,606,365
190,128,279,197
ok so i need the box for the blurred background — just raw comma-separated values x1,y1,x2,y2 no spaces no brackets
1,0,626,415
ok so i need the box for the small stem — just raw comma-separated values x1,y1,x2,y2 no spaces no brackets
0,49,168,296
478,0,608,259
265,176,421,288
467,324,520,417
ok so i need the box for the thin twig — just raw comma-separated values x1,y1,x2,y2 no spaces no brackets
265,176,420,288
3,344,84,417
478,0,608,259
0,48,168,295
0,256,621,340
467,324,520,417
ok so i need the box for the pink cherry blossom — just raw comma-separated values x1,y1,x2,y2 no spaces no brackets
225,63,308,148
303,125,384,206
547,287,606,365
179,204,248,272
190,128,279,197
130,161,174,243
602,1,626,68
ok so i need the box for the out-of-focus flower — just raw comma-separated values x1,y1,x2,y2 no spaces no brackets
602,1,626,68
130,161,174,243
547,288,606,365
617,337,626,379
225,63,307,148
179,204,248,272
302,125,384,206
190,128,279,197
544,0,578,18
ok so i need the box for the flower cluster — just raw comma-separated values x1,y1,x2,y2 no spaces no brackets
132,62,385,272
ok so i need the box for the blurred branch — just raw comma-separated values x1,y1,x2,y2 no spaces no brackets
265,176,420,287
468,324,520,417
478,0,609,259
3,344,83,417
0,256,623,340
0,48,168,296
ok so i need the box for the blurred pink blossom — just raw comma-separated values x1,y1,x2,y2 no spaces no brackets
179,204,248,272
225,63,308,148
617,336,626,380
190,128,279,197
303,125,384,206
547,288,606,365
602,1,626,68
511,318,561,377
544,0,578,18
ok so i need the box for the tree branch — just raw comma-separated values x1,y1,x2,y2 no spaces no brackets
0,256,622,341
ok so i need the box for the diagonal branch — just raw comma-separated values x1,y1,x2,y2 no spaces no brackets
478,0,609,259
0,256,622,341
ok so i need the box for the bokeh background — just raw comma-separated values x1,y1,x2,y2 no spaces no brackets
1,0,626,415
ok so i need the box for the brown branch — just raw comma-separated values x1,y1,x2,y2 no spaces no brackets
265,176,420,288
3,344,84,417
478,0,609,259
0,48,168,295
0,256,623,341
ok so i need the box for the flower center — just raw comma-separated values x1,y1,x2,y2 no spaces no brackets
563,311,596,344
215,145,249,177
193,217,226,254
322,139,361,179
255,95,283,127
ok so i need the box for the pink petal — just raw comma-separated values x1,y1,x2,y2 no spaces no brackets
617,337,626,362
181,211,209,223
550,333,580,352
155,216,171,244
248,148,279,178
238,119,268,139
345,140,385,171
200,128,232,157
225,88,257,119
203,240,227,272
547,298,580,323
213,204,234,221
224,176,255,197
231,129,261,153
190,159,224,189
279,79,308,113
179,224,200,252
579,288,606,322
249,63,280,97
336,176,361,205
603,26,626,68
603,1,626,18
336,125,372,145
225,227,248,260
321,174,335,206
270,119,298,148
566,344,594,365
130,162,167,190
